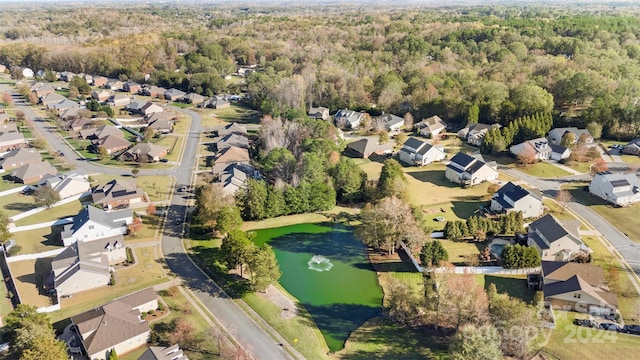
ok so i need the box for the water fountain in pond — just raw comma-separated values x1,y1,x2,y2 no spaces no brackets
308,255,333,272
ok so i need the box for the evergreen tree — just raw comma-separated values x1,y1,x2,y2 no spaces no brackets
467,104,480,124
377,158,407,199
420,240,449,267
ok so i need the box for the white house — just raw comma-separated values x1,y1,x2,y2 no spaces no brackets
414,115,447,138
547,127,593,146
71,288,158,360
398,137,445,166
509,138,552,161
60,206,133,246
373,113,405,132
490,182,543,218
458,123,501,146
22,68,34,79
36,173,91,199
527,214,591,262
308,106,330,120
589,173,640,207
550,144,571,160
445,152,498,186
334,109,364,129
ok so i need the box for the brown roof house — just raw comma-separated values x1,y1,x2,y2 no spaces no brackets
140,102,164,116
93,76,109,88
0,131,26,152
212,146,250,174
415,115,447,138
71,288,158,360
121,143,169,163
80,125,123,140
40,93,66,107
106,80,125,91
60,205,132,246
31,84,55,98
346,137,393,158
182,92,205,105
0,147,42,172
10,161,57,184
140,85,166,98
147,118,174,134
49,235,126,296
124,82,142,94
93,134,131,155
67,117,94,133
92,179,146,211
541,261,618,316
91,89,111,102
215,133,249,151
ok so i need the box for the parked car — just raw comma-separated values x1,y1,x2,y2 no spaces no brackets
574,319,598,328
599,323,621,332
621,324,640,335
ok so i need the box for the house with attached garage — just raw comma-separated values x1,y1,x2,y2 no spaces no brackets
509,138,552,161
164,88,186,102
138,344,189,360
92,134,131,155
109,93,131,107
373,113,405,132
547,127,594,146
10,161,57,184
527,214,591,262
589,172,640,206
182,92,206,105
308,106,330,120
0,147,42,172
48,235,126,296
93,76,108,88
334,109,365,129
458,123,502,146
60,206,133,246
414,115,447,138
91,89,111,102
202,96,230,109
123,82,142,94
398,137,445,166
35,172,91,199
106,80,124,91
346,137,393,158
623,138,640,156
540,261,618,316
0,131,26,152
71,288,158,360
40,93,66,107
445,152,498,186
91,179,146,211
216,122,247,137
120,143,169,163
215,133,249,151
490,181,543,218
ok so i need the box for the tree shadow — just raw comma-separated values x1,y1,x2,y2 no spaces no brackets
4,202,38,212
405,169,456,188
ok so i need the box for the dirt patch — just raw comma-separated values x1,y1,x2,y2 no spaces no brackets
258,285,298,319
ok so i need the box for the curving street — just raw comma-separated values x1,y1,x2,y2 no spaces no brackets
0,83,292,360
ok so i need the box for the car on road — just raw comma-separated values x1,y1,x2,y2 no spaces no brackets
55,150,64,157
599,323,621,332
621,324,640,335
573,319,598,328
178,186,188,192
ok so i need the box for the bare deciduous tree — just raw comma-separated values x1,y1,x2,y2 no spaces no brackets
556,190,572,214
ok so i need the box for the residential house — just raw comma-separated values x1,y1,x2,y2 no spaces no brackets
80,125,123,140
215,133,249,151
213,146,250,171
0,131,26,152
623,138,640,156
49,235,126,296
10,161,57,184
141,102,164,116
84,74,94,85
164,88,186,102
373,113,405,132
32,84,55,98
398,137,445,166
91,89,111,102
0,147,42,172
138,344,188,360
121,143,169,163
106,80,125,91
202,97,230,109
182,93,205,105
124,82,142,94
547,127,594,146
589,173,640,206
92,179,146,211
445,152,498,186
67,117,94,133
309,106,330,120
550,144,571,160
346,137,394,158
60,206,133,246
541,261,618,316
219,163,260,195
59,71,75,82
109,94,131,107
36,172,91,199
490,182,543,218
50,99,80,112
509,138,552,161
71,288,158,360
216,122,247,137
125,102,146,114
334,109,364,129
148,118,174,134
93,76,108,88
146,112,176,125
458,123,502,146
139,85,165,97
60,107,81,121
527,214,591,262
414,115,447,138
40,93,66,107
22,68,34,79
92,134,131,155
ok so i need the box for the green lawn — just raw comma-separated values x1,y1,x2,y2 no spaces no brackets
475,274,536,304
565,161,593,174
90,174,174,203
542,199,579,222
0,174,23,192
210,104,260,125
1,192,37,218
14,200,83,226
66,138,96,159
564,182,640,243
620,154,640,165
9,227,61,255
510,162,571,178
153,135,182,162
439,239,483,265
542,311,640,360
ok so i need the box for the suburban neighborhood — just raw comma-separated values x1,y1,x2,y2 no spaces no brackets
1,2,640,360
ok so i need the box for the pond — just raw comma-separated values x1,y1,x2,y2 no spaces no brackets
253,223,383,352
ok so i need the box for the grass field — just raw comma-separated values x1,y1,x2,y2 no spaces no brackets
439,239,483,265
510,162,571,178
475,274,536,303
565,161,593,174
620,154,640,165
564,182,640,243
14,200,83,226
1,192,37,218
49,247,170,323
197,104,260,129
152,135,182,162
9,227,61,255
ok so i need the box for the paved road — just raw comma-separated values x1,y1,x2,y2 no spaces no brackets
502,166,640,275
1,83,291,359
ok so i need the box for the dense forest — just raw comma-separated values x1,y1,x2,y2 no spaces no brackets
2,4,640,138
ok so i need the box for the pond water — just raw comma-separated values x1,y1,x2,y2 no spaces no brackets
490,243,506,256
253,223,383,352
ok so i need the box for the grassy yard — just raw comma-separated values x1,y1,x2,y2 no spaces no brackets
542,310,640,360
153,135,182,162
510,162,571,178
90,174,174,203
9,227,61,255
210,104,260,125
565,161,593,174
0,174,23,192
14,200,83,226
66,138,96,159
475,274,536,304
620,154,640,165
439,239,483,265
49,247,171,323
8,257,53,308
1,192,37,218
564,182,640,243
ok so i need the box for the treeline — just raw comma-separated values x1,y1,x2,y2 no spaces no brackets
481,113,553,155
443,212,524,241
4,6,640,137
